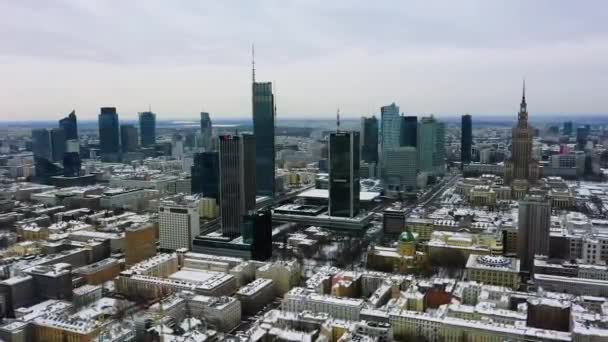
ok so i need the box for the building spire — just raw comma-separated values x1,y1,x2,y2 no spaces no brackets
337,108,341,131
522,78,526,106
252,44,256,83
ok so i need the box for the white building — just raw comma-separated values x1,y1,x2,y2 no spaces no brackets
282,287,365,321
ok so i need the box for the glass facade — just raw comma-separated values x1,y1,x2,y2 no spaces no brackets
139,111,156,147
58,110,78,141
329,131,360,218
252,82,275,197
98,107,120,154
191,152,219,199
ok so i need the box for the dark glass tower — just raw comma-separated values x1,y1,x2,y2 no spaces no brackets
329,131,360,218
200,112,213,151
360,116,378,164
31,129,51,160
191,152,219,199
563,121,573,135
252,82,275,197
218,134,256,237
242,209,272,261
400,116,418,147
461,114,472,164
98,107,120,154
120,124,138,152
50,128,66,163
63,140,81,177
139,111,156,147
59,110,78,141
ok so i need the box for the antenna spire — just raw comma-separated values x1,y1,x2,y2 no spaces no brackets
337,109,341,131
252,44,256,83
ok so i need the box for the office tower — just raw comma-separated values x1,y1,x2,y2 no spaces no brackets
191,152,219,199
329,131,360,217
385,147,417,193
418,116,446,176
120,124,138,153
200,112,213,151
504,83,539,185
400,115,417,148
98,107,120,154
63,140,81,177
461,114,472,164
31,129,51,160
252,82,276,197
563,121,573,136
242,209,272,261
381,103,401,160
50,128,66,163
172,134,184,159
219,134,256,237
139,111,156,147
125,223,157,266
577,127,589,149
517,194,551,272
158,199,200,251
58,110,78,141
360,116,379,164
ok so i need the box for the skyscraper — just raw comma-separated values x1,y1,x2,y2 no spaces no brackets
385,146,417,193
381,103,401,155
360,116,378,164
252,82,275,197
242,209,272,261
329,131,360,218
218,134,256,237
63,140,81,177
58,110,78,141
461,114,472,164
172,134,184,159
191,152,219,199
200,112,213,151
577,127,589,149
50,128,66,163
504,83,539,186
31,129,51,160
563,121,573,136
400,116,418,147
98,107,120,155
120,124,138,153
139,111,156,147
418,116,446,176
517,194,551,272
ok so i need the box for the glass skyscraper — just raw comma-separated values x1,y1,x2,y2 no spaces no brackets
98,107,120,154
59,110,78,141
329,131,360,218
191,151,219,199
252,82,275,197
120,124,138,152
50,128,66,162
400,116,418,147
418,116,446,176
461,114,472,164
360,116,378,164
138,111,156,147
31,128,51,160
200,112,213,151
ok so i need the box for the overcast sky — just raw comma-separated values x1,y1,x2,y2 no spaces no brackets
1,0,608,120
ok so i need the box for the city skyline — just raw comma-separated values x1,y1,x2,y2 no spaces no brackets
2,1,608,119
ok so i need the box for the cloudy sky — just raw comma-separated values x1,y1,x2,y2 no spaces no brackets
1,0,607,120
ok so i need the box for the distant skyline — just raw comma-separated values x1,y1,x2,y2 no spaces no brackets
1,1,608,120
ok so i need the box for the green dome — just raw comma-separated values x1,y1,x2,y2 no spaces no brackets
399,230,415,243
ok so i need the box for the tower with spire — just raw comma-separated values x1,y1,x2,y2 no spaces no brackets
505,81,539,196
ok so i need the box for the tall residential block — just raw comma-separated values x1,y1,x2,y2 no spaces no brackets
329,131,360,218
139,111,156,147
252,82,275,197
219,134,256,237
517,194,551,272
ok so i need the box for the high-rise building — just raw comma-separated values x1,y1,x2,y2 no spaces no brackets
329,131,360,218
381,103,401,160
63,140,81,177
242,209,272,261
31,129,51,160
200,112,213,151
517,194,551,272
219,134,256,237
98,107,120,155
384,146,417,193
417,116,446,176
158,199,200,251
120,124,138,153
461,114,472,164
504,83,539,186
191,152,219,199
252,82,275,197
563,121,573,136
400,116,417,148
360,116,379,165
139,111,156,147
576,127,589,149
58,110,78,141
50,128,66,163
172,134,184,159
